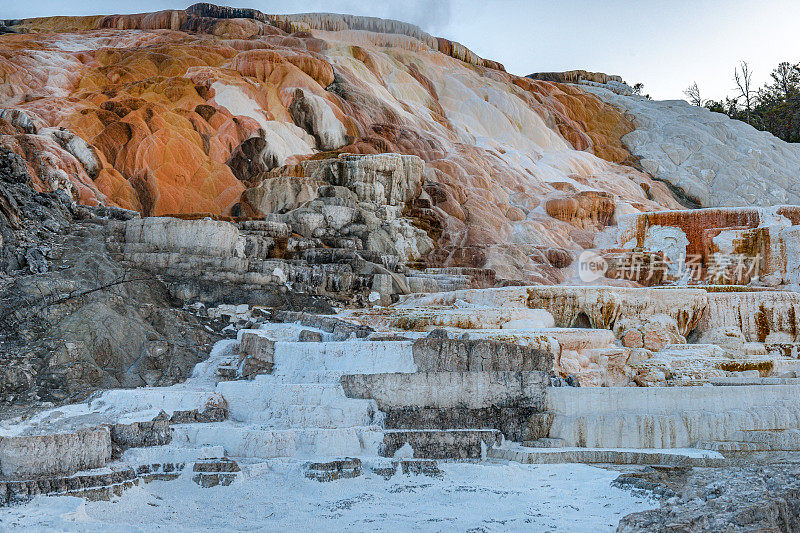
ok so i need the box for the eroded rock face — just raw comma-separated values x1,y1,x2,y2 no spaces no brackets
382,281,800,387
241,151,424,214
288,88,348,151
238,153,433,262
380,429,502,460
0,167,219,407
527,70,633,97
545,191,616,229
119,215,362,305
341,369,550,442
347,306,555,331
619,314,686,351
412,338,553,372
524,286,707,336
547,384,800,448
341,371,548,410
1,231,219,403
617,465,800,532
700,291,800,343
109,420,171,449
616,206,800,287
0,466,142,506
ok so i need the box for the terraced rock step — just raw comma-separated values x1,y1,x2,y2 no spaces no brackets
113,152,450,306
709,376,800,386
304,458,362,482
395,286,707,335
340,371,548,410
171,423,384,458
348,305,557,332
489,445,724,467
0,428,111,478
695,441,764,453
547,385,800,448
303,457,442,482
522,437,568,448
0,467,140,507
269,340,416,382
272,311,373,339
192,458,241,488
341,370,550,442
218,379,382,428
379,407,549,443
110,420,171,449
732,429,800,447
0,454,241,507
380,429,503,459
368,459,442,479
697,429,800,452
411,338,554,372
405,271,477,293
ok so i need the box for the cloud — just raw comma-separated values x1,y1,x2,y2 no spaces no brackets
382,0,453,32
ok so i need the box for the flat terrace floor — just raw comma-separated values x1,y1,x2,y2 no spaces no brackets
2,459,656,532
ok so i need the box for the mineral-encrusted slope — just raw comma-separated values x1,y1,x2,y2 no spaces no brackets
583,85,800,208
0,3,683,282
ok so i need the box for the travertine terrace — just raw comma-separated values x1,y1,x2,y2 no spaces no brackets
3,3,800,531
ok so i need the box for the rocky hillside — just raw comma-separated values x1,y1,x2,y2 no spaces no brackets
2,3,800,403
0,2,684,283
7,5,800,531
3,4,800,283
0,147,220,408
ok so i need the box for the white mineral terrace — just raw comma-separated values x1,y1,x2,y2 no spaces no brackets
6,284,800,449
0,310,662,530
7,283,800,529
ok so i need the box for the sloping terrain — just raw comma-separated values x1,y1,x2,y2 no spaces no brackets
583,85,800,208
0,3,681,282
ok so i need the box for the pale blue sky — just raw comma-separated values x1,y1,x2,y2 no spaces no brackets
6,1,800,101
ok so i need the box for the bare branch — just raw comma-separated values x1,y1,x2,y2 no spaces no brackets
683,82,703,107
734,60,754,123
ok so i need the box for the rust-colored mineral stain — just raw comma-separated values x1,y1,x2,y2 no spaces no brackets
718,360,773,375
756,303,770,342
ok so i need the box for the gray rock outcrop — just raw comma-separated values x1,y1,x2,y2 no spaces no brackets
412,337,554,372
0,155,219,408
